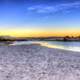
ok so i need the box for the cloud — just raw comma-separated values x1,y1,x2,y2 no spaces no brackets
27,1,80,14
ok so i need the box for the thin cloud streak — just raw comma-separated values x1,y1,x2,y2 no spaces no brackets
27,1,80,14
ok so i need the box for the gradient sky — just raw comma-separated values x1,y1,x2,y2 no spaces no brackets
0,0,80,37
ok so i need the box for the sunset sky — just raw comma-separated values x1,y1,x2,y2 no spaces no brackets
0,0,80,37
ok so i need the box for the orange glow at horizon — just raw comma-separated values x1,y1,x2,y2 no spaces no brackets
0,28,80,37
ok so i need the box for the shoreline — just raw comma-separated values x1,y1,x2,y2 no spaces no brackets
11,42,80,52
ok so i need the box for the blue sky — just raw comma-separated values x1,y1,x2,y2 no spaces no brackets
0,0,80,37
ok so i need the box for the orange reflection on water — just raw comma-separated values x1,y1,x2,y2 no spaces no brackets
32,41,80,52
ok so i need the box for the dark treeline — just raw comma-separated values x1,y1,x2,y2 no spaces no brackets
0,36,80,42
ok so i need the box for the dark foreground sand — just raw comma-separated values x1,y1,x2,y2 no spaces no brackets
0,44,80,80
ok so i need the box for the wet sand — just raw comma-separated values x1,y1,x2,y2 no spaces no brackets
0,44,80,80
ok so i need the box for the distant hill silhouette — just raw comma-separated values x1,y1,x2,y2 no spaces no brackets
0,36,15,41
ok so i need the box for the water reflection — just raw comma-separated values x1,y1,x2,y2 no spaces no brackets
46,41,80,52
12,41,80,52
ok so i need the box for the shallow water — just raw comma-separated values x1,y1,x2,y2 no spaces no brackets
12,41,80,52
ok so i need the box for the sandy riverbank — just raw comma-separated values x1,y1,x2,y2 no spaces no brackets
0,44,80,80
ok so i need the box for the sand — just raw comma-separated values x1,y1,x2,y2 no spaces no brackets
0,44,80,80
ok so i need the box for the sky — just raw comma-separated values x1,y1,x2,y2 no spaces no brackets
0,0,80,37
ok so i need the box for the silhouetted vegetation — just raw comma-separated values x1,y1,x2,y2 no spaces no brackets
0,35,80,42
